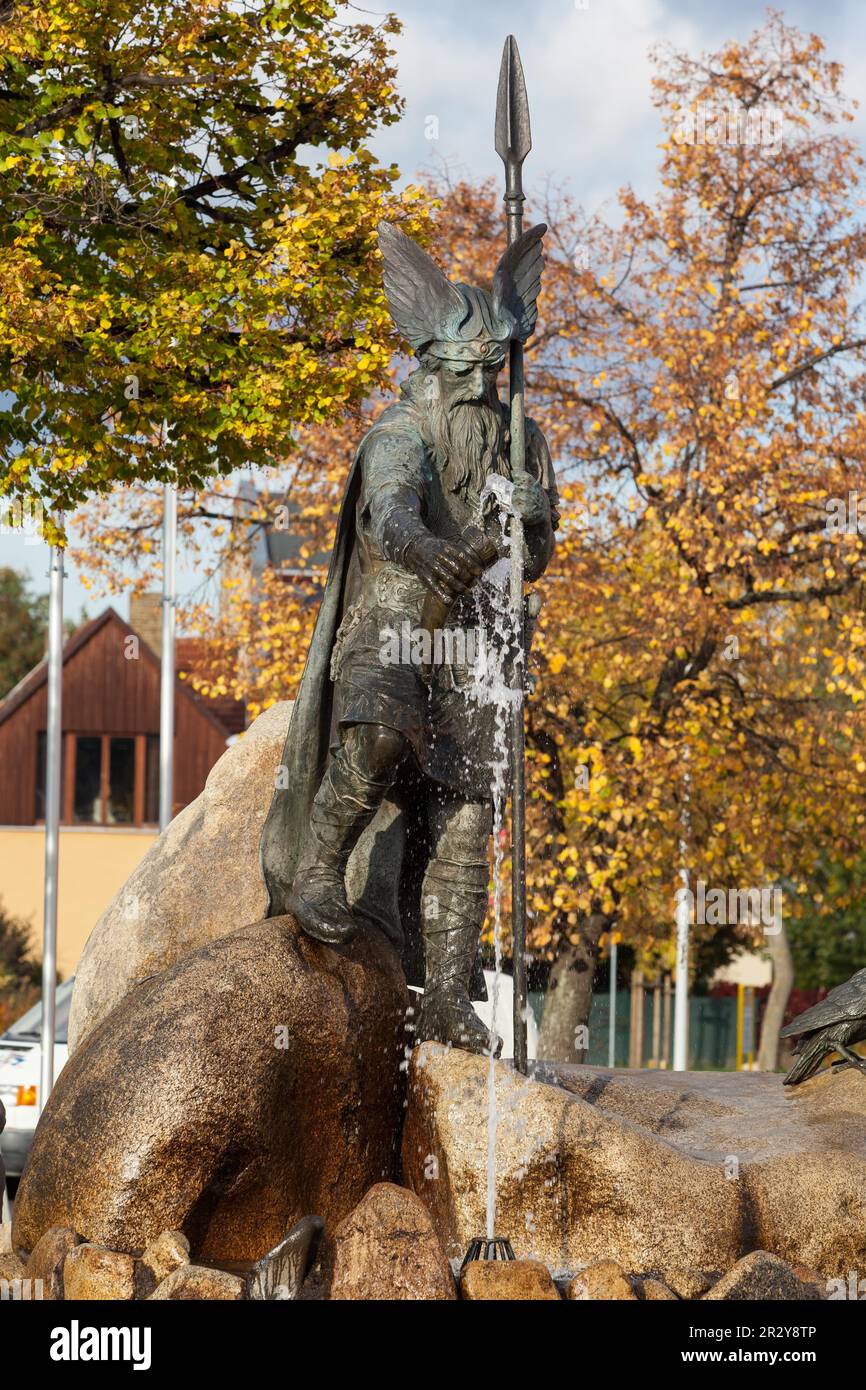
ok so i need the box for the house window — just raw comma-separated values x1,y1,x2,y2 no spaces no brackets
36,733,160,826
73,736,102,823
107,737,135,823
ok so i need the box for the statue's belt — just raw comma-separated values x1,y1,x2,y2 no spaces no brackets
360,563,429,615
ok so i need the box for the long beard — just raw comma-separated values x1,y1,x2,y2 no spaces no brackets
422,394,506,497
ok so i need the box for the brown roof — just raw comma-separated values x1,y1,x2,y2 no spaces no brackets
0,607,236,739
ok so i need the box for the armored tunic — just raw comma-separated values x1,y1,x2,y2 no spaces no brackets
330,384,559,799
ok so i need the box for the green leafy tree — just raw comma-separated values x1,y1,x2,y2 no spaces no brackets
0,0,428,533
788,859,866,990
0,566,47,698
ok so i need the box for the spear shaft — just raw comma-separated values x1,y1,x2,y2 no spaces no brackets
495,35,531,1074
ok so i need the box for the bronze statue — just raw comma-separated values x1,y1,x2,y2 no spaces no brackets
781,967,866,1084
259,216,558,1055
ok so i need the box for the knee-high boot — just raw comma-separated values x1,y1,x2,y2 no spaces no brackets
289,728,399,944
416,799,499,1056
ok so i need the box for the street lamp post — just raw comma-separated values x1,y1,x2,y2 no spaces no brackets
159,481,177,832
39,542,64,1112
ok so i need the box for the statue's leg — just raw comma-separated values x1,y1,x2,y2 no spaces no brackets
416,789,500,1056
289,722,406,945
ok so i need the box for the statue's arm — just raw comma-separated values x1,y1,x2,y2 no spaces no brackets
361,430,429,564
522,421,559,582
360,429,482,604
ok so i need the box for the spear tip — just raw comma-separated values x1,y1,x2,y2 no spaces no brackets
494,34,532,168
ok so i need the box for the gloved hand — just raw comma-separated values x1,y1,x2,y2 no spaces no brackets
404,533,486,605
511,474,550,527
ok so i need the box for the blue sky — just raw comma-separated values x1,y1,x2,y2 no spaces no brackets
3,0,863,621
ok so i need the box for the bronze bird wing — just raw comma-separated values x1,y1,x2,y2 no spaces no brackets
377,221,466,352
780,966,866,1037
492,222,547,342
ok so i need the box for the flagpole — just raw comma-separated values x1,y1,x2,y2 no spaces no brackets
159,477,177,831
673,751,691,1070
39,538,64,1112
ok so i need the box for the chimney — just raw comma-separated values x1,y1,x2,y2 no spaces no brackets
129,593,163,656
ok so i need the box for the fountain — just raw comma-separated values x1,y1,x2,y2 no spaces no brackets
7,32,864,1311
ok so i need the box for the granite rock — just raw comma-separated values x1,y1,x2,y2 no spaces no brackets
15,915,408,1265
63,1244,136,1300
461,1259,560,1301
403,1045,744,1286
329,1183,455,1301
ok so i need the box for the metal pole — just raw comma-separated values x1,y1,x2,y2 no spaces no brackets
496,34,532,1075
673,848,690,1070
508,345,528,1075
159,482,177,831
39,543,64,1113
663,972,672,1068
607,937,618,1067
673,744,691,1070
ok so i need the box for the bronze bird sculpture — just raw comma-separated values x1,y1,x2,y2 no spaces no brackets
780,967,866,1084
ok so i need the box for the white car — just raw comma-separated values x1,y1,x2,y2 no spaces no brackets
0,979,72,1179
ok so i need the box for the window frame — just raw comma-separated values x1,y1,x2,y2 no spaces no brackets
36,731,158,827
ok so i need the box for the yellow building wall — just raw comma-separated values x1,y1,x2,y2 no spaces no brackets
0,827,157,979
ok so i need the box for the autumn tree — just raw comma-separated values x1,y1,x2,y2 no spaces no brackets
0,0,428,531
522,13,866,1057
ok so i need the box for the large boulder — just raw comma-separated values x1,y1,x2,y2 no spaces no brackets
69,703,294,1052
544,1062,866,1278
15,914,408,1264
402,1044,745,1287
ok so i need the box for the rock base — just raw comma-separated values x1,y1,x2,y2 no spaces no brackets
15,914,408,1264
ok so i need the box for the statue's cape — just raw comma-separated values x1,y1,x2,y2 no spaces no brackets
258,444,364,917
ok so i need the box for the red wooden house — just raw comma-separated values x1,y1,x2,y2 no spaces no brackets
0,606,240,828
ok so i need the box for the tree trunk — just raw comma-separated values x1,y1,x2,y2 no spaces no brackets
537,914,608,1063
756,921,794,1072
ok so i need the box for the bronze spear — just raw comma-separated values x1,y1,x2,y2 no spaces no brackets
495,34,532,1074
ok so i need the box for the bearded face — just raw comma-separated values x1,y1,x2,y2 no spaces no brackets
413,356,506,498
